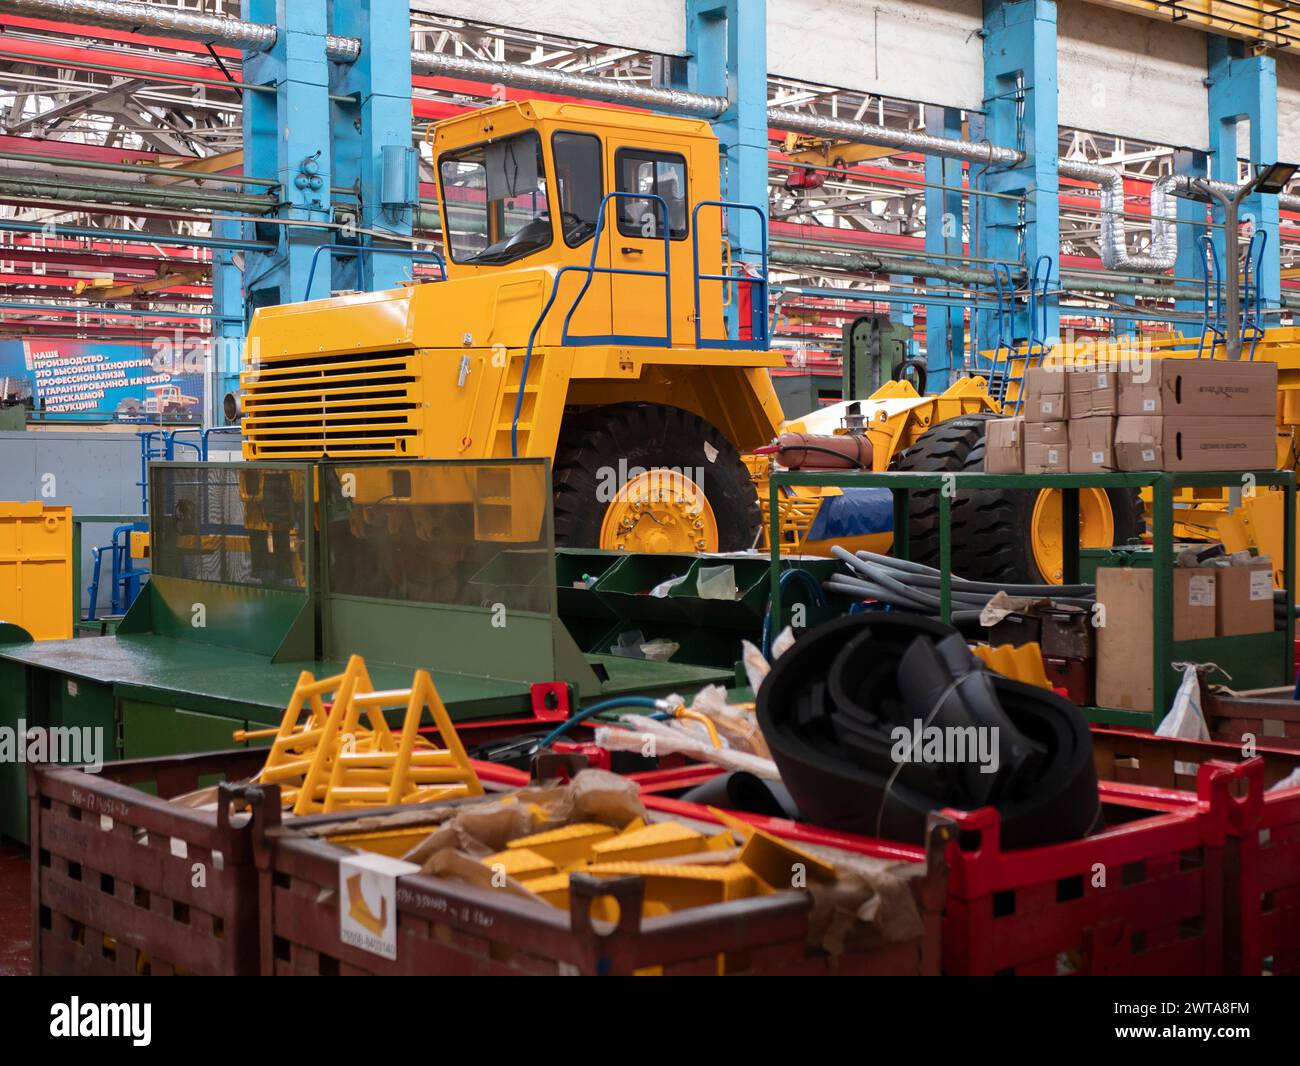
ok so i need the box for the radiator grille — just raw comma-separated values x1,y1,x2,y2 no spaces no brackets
241,350,421,458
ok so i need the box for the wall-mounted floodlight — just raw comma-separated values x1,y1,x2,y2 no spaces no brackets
1252,161,1298,195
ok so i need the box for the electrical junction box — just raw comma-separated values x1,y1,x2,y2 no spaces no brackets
381,144,419,209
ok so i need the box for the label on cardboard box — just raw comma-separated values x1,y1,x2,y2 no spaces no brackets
1047,448,1060,464
1187,574,1215,607
1040,400,1056,417
339,853,420,960
1250,569,1273,601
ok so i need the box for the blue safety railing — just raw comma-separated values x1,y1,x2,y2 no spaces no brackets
86,522,149,621
1241,229,1267,359
977,257,1054,414
980,263,1017,407
513,192,673,456
691,200,769,350
303,242,446,300
1197,230,1266,360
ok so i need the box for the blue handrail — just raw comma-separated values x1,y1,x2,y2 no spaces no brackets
302,242,446,301
1241,228,1267,360
690,200,770,349
1197,233,1223,360
513,192,672,456
984,263,1016,406
86,522,148,621
1198,230,1267,359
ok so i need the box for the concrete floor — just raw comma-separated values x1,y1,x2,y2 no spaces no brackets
0,844,31,976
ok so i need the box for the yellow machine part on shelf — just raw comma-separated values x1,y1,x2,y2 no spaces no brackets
752,375,997,555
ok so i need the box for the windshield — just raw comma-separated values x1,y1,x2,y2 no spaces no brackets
439,131,552,265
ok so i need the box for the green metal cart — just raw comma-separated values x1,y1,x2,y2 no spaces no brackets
769,469,1297,731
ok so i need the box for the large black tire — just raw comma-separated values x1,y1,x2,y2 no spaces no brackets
552,403,761,551
892,413,1142,584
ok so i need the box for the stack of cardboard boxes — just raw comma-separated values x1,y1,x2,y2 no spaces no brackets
1094,552,1275,713
985,360,1278,474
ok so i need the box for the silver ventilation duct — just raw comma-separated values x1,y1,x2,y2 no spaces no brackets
0,0,358,61
766,108,1023,166
1061,160,1300,275
409,51,727,117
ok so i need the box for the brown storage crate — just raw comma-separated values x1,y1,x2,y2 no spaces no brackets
28,747,268,976
1092,726,1300,793
1204,686,1300,752
249,788,946,976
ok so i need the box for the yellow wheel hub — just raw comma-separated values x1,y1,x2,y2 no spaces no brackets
1031,488,1114,584
599,469,719,553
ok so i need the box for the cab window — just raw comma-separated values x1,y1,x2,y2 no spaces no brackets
615,148,688,241
439,130,551,265
552,132,603,247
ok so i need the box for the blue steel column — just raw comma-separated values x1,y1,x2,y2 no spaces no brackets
241,0,333,309
212,218,245,423
925,105,966,387
1173,148,1209,323
330,0,415,292
684,0,767,339
977,0,1060,352
1207,35,1281,314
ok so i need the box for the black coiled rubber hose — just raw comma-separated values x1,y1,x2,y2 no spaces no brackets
756,612,1101,849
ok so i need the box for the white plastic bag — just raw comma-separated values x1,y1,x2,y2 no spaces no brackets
1156,663,1211,742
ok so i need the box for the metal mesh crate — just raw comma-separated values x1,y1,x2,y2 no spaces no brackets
29,749,266,976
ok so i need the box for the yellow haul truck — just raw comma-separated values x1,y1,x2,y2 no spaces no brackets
239,99,1139,585
242,100,786,554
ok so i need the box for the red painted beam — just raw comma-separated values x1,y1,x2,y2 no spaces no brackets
0,16,241,62
0,247,205,274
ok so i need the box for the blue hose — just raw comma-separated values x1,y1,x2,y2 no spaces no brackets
533,696,665,750
761,567,828,660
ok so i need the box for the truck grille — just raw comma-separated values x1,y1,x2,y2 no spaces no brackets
241,350,422,459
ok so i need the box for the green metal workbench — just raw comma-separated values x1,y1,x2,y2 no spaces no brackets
0,459,735,843
769,469,1296,730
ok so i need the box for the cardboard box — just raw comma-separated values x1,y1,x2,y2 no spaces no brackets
1021,366,1068,422
1068,369,1119,418
1113,415,1276,471
1118,359,1277,417
1095,566,1217,713
983,417,1023,474
1068,415,1117,473
1216,562,1274,637
1023,420,1068,474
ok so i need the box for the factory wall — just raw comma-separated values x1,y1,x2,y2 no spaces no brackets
0,432,143,612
